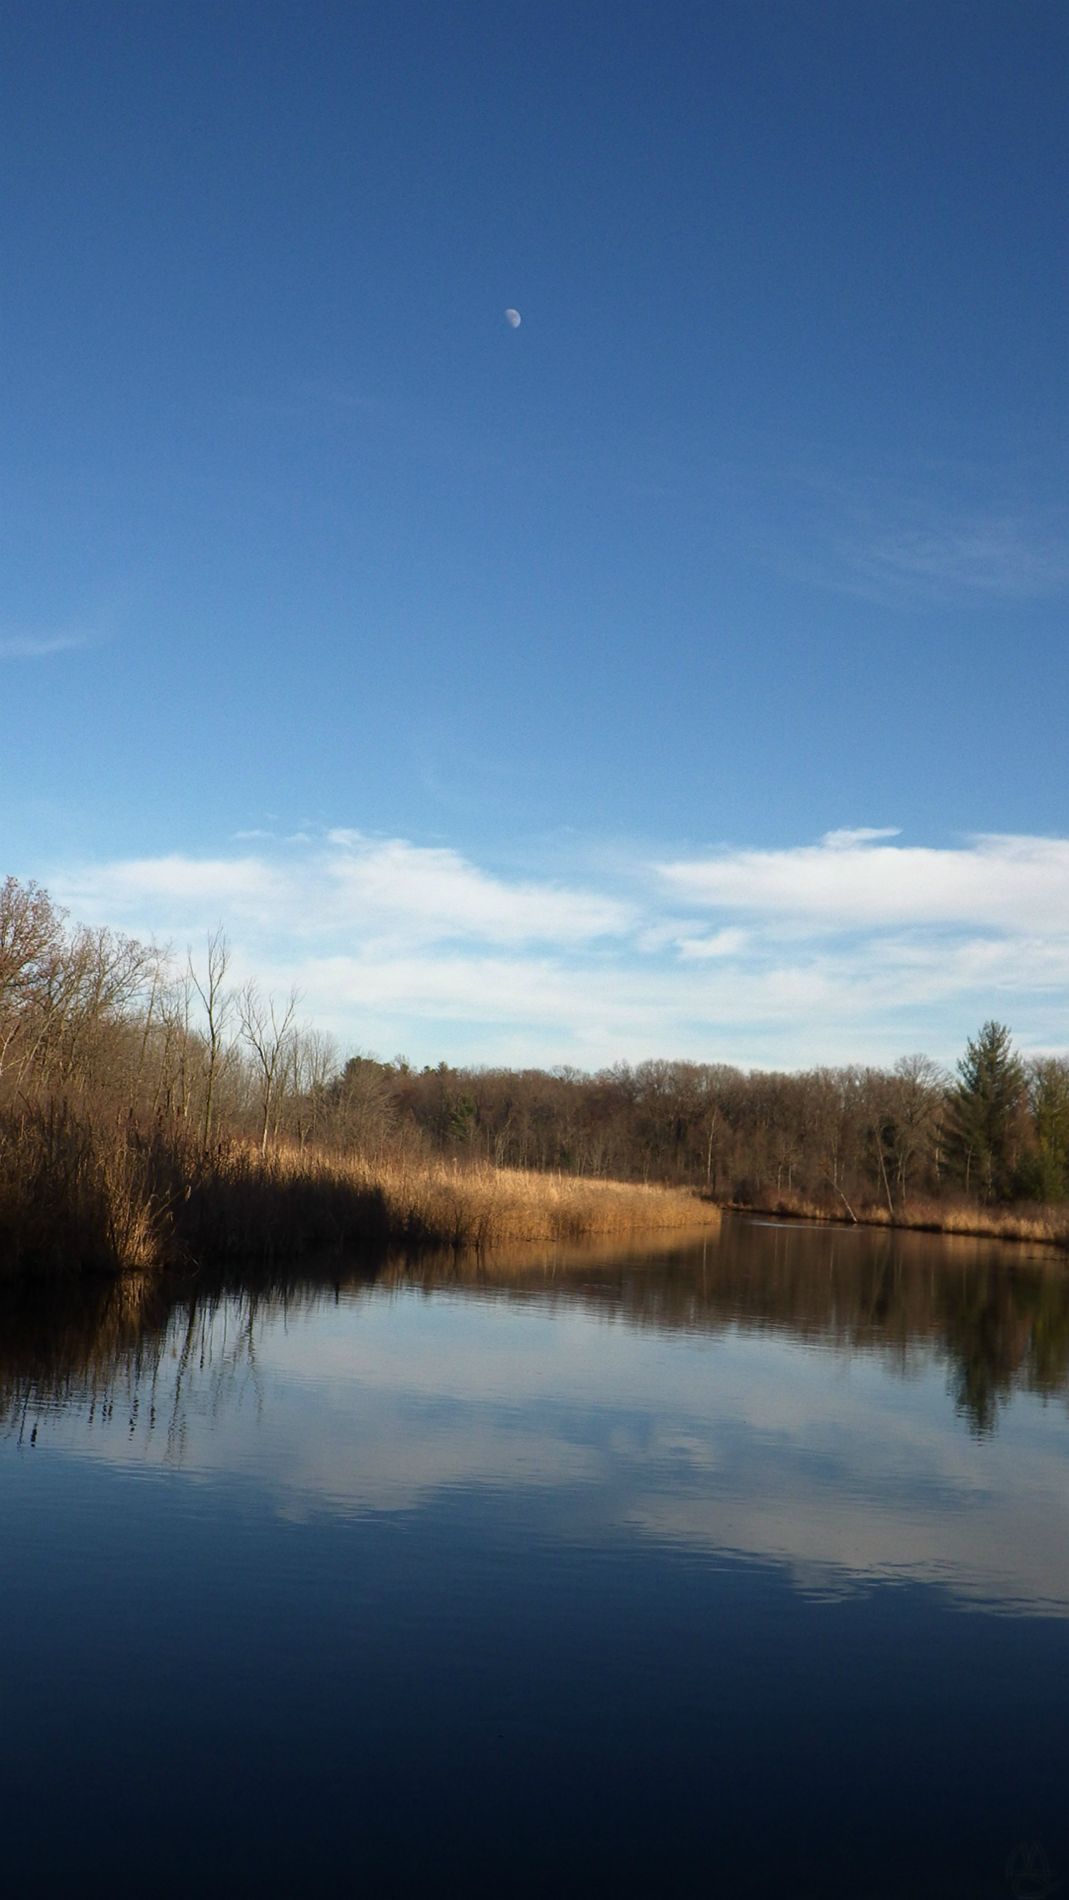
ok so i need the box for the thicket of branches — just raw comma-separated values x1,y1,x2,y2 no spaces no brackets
0,878,329,1153
328,1031,1069,1214
3,876,1068,1231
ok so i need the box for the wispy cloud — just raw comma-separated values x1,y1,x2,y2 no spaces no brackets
845,509,1069,603
759,454,1069,608
322,831,633,945
0,631,91,659
59,854,287,928
46,825,1069,1068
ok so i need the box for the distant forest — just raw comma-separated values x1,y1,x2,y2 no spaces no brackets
3,875,1068,1215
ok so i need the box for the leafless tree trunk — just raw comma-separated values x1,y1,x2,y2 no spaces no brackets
238,981,299,1155
189,928,231,1148
289,1028,338,1150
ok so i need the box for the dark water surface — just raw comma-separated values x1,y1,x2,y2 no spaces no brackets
3,1215,1068,1897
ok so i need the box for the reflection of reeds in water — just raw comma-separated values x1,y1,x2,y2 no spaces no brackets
0,1101,718,1279
402,1228,722,1278
3,1221,1069,1448
0,1264,283,1455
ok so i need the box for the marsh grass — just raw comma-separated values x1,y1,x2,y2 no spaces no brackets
171,1143,718,1259
0,1102,718,1278
730,1186,1069,1250
0,1102,167,1276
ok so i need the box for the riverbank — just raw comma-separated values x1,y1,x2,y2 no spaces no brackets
0,1103,718,1279
727,1187,1069,1251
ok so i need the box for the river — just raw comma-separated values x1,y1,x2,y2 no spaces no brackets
2,1214,1067,1896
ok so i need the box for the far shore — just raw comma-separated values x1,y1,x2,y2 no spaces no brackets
6,1096,1069,1284
725,1190,1069,1252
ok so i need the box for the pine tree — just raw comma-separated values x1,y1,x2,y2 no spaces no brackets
1026,1058,1069,1203
947,1021,1026,1202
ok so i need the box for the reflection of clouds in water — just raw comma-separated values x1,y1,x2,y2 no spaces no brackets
624,1466,1069,1618
272,1417,600,1521
32,1284,1069,1619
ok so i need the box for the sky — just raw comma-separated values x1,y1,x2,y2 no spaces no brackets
3,0,1067,1071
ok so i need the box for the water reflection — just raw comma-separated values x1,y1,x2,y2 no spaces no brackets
3,1219,1068,1896
395,1220,1069,1437
3,1219,1068,1617
4,1217,1067,1442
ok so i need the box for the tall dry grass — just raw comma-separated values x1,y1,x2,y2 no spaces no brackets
0,1102,167,1276
0,1103,718,1279
728,1185,1069,1250
171,1144,718,1260
301,1150,718,1246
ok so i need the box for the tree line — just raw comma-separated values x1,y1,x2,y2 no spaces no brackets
3,875,1067,1213
327,1025,1069,1212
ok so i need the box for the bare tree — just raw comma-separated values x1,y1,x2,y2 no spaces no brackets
0,879,65,1092
237,980,300,1155
886,1054,945,1200
152,969,195,1121
329,1052,399,1156
188,928,232,1148
52,924,156,1089
288,1027,338,1149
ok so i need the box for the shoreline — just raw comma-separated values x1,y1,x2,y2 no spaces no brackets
723,1193,1069,1252
0,1112,720,1280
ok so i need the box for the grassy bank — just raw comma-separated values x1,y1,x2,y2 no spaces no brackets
729,1186,1069,1250
0,1102,718,1279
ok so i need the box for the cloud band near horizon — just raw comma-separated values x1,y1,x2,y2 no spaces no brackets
41,826,1069,1072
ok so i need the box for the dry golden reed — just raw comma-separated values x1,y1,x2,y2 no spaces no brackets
728,1185,1069,1250
180,1143,720,1257
0,1103,718,1279
0,1101,168,1278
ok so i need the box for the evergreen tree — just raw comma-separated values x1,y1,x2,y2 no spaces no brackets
1023,1058,1069,1203
947,1021,1026,1202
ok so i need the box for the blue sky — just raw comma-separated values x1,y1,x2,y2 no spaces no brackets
4,1,1067,1069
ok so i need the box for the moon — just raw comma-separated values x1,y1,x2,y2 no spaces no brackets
504,308,522,329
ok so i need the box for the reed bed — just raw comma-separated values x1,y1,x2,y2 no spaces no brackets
0,1102,717,1279
729,1186,1069,1250
0,1102,166,1277
174,1144,719,1259
322,1151,719,1246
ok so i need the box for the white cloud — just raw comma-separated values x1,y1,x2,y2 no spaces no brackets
56,854,288,930
321,832,632,944
44,824,1069,1068
821,826,901,850
674,928,750,961
658,831,1069,933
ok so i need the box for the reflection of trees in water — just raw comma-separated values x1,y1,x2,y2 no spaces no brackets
937,1255,1069,1434
1,1222,1067,1445
0,1270,282,1455
391,1222,1069,1437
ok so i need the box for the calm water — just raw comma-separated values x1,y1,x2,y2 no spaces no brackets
2,1215,1068,1897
